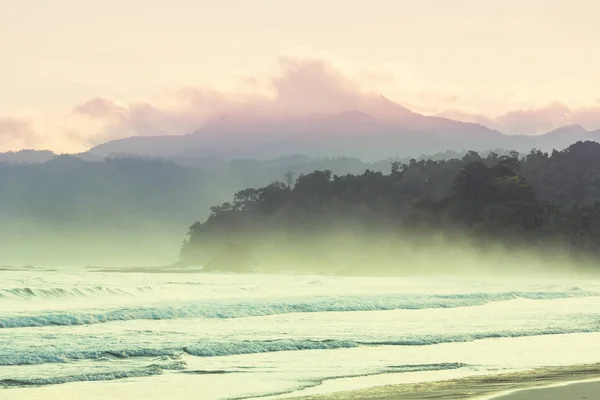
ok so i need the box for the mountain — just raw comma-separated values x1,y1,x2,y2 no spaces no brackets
0,150,56,164
48,95,599,162
86,96,506,162
0,150,104,164
503,125,600,154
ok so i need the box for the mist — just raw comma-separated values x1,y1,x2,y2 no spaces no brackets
5,3,600,399
178,223,598,281
0,154,397,267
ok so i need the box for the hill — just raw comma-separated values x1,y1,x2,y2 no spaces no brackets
0,154,403,266
180,141,600,274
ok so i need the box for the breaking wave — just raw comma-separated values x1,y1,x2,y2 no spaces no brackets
227,362,474,400
0,368,162,387
0,286,155,301
3,320,600,367
0,355,186,388
0,361,469,389
1,289,598,329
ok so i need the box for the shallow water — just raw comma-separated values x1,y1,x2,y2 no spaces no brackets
1,267,599,399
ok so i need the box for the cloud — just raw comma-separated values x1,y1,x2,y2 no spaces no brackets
566,105,600,131
441,102,600,135
0,118,38,151
269,53,375,115
27,51,392,153
492,102,572,135
2,50,600,152
73,97,129,121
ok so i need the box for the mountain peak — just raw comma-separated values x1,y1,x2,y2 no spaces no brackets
326,110,379,123
544,124,588,137
371,95,416,118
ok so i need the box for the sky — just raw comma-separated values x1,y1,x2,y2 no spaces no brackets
2,0,600,152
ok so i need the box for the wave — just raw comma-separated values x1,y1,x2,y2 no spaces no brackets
0,340,357,366
227,362,473,400
0,360,469,390
0,366,167,388
0,285,155,301
358,325,600,346
386,362,468,372
184,339,359,357
0,357,186,388
1,289,598,329
3,320,600,367
0,348,185,366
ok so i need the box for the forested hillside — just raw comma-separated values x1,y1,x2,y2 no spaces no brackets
181,141,600,274
0,154,401,265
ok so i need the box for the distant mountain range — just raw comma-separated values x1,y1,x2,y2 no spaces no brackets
85,96,600,162
3,96,600,164
0,150,59,164
85,96,504,161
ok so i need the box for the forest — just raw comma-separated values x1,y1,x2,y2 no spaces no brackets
180,141,600,274
0,152,422,265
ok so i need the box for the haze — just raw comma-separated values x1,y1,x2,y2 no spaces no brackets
3,2,600,400
3,0,600,152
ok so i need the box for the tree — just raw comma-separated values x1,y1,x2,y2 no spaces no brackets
283,171,296,189
179,141,600,270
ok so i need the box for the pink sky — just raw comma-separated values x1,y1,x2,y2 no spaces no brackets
2,0,600,152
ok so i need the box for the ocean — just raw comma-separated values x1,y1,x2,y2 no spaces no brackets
1,266,600,399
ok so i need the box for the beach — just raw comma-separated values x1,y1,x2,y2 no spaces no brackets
2,267,600,400
283,364,600,400
494,380,600,399
3,364,600,400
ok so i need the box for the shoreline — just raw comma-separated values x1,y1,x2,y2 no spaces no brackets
491,379,600,399
284,363,600,400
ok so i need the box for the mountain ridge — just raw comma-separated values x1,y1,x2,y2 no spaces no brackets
85,97,509,161
5,97,600,163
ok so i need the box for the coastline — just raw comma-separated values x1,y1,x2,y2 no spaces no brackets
492,380,600,399
284,363,600,400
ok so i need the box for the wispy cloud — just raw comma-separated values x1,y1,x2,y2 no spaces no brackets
0,52,392,152
2,50,600,152
0,118,38,151
440,102,600,135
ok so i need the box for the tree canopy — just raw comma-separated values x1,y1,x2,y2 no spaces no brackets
181,141,600,273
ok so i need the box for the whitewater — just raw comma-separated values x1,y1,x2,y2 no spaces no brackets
1,266,600,400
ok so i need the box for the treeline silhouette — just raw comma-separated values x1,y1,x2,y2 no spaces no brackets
181,141,600,272
0,153,432,265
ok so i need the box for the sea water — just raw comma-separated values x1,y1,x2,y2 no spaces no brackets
1,266,600,399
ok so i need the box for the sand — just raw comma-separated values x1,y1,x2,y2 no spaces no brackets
286,363,600,399
493,380,600,399
3,364,600,400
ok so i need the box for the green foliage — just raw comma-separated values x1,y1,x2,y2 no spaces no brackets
181,141,600,271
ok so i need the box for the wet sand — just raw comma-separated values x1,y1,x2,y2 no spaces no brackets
286,363,600,399
493,380,600,399
3,364,600,400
